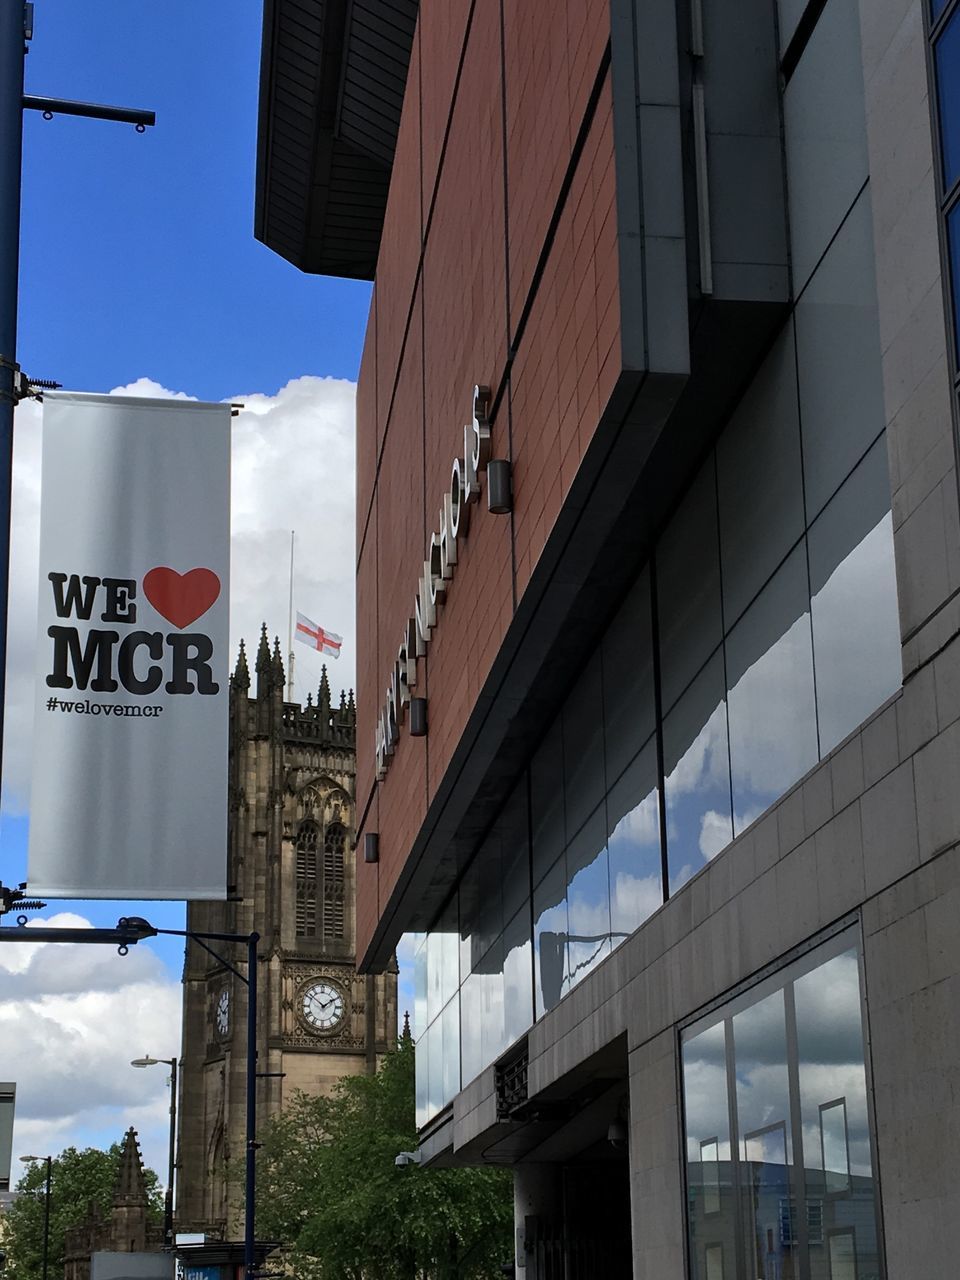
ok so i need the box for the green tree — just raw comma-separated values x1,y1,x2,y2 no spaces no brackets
255,1034,513,1279
2,1144,163,1280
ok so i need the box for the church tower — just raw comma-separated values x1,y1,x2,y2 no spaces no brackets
176,629,397,1237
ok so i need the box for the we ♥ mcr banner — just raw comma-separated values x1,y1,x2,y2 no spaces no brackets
28,391,231,899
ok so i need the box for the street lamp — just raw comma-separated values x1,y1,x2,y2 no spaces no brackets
130,1056,178,1251
19,1155,51,1280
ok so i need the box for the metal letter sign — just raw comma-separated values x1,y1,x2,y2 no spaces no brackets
28,391,230,899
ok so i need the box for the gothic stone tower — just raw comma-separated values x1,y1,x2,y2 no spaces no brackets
177,628,398,1237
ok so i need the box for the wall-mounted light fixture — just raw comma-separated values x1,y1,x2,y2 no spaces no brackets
364,833,379,864
410,697,428,737
487,458,512,514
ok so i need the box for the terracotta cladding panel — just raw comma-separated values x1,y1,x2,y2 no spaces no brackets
377,291,425,695
504,0,611,327
423,0,508,516
425,502,514,799
356,288,378,564
374,727,428,922
355,787,379,959
419,0,473,216
356,528,379,816
376,32,423,449
510,79,620,601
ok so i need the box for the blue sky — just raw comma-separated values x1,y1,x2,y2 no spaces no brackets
17,0,371,401
0,0,415,1184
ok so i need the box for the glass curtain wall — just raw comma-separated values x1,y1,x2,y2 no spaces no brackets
681,927,881,1280
930,0,960,374
413,0,901,1126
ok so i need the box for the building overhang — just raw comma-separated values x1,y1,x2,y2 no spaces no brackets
255,0,418,280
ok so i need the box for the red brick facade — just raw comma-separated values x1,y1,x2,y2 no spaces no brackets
356,0,621,962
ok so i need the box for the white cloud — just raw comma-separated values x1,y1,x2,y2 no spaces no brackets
699,809,732,861
4,375,357,814
610,871,662,930
0,913,180,1182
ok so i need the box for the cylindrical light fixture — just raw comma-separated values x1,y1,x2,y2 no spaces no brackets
364,833,379,864
486,459,512,514
410,696,428,737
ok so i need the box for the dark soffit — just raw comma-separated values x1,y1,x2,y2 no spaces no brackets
255,0,418,280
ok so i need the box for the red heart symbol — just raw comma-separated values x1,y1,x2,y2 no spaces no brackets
143,567,221,630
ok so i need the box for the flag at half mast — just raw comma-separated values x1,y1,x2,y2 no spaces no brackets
295,612,343,659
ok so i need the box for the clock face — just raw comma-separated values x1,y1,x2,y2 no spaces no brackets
301,980,345,1032
216,989,229,1037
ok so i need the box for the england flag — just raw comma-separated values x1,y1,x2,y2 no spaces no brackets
295,612,343,658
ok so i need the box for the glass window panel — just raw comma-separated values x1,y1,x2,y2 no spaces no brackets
794,188,885,520
565,806,612,990
438,898,459,1009
663,650,732,894
809,439,901,754
936,12,960,190
733,991,797,1278
459,856,480,980
819,1098,851,1193
563,651,605,838
503,906,533,1047
531,726,565,886
704,1242,724,1280
415,1020,429,1129
701,1139,721,1215
783,0,869,292
459,837,503,978
828,1231,857,1280
427,1016,443,1121
948,202,960,366
606,738,662,941
413,933,428,1040
441,995,460,1108
682,932,881,1280
657,460,723,714
717,321,805,626
726,545,818,833
602,566,655,786
460,972,483,1088
682,1021,734,1275
932,0,950,21
794,947,880,1277
500,779,531,923
533,857,568,1018
426,927,443,1025
479,934,506,1071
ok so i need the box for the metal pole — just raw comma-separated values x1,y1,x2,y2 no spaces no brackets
244,932,259,1280
164,1058,177,1250
286,531,294,702
0,3,26,793
41,1156,51,1280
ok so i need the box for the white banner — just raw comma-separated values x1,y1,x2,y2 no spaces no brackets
27,391,231,899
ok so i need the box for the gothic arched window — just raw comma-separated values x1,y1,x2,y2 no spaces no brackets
323,823,346,940
295,821,320,937
296,818,346,940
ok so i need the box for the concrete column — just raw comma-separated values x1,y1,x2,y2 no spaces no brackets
513,1163,562,1272
628,1031,685,1279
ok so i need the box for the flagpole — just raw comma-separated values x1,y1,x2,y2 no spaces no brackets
286,530,295,702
